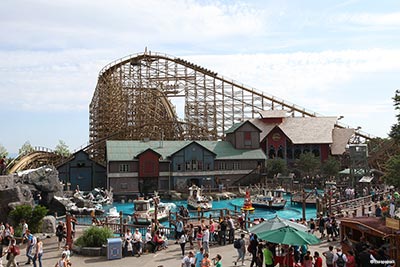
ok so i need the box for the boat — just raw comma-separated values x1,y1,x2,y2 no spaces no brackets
132,196,170,224
241,189,255,213
187,185,213,210
251,187,287,210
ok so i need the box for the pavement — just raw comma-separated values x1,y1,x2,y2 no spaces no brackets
3,227,341,267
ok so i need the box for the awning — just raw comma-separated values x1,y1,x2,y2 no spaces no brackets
359,176,374,183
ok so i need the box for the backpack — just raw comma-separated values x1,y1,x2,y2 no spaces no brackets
336,253,345,267
13,245,20,256
233,239,241,249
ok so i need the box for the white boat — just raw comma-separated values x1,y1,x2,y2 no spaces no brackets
107,206,119,217
187,185,213,210
252,187,287,210
132,196,170,224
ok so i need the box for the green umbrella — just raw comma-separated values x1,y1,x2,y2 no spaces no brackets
249,215,308,234
257,226,321,245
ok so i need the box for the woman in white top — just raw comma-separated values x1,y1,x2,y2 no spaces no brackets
124,229,133,256
133,229,143,256
33,237,43,267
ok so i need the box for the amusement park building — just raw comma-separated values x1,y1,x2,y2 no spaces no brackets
106,140,267,197
106,110,353,196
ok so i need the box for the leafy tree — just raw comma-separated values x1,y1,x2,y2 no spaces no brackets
383,154,400,188
19,141,34,155
321,156,340,179
0,143,8,158
9,205,48,233
54,140,71,157
295,152,320,178
266,158,287,178
389,89,400,143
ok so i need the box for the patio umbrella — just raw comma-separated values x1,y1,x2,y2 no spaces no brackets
249,215,308,234
257,226,320,246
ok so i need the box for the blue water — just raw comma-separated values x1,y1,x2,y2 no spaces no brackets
105,194,317,223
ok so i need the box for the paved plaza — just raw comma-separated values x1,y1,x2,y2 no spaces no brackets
5,226,340,267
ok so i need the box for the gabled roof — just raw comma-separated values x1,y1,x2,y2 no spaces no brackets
251,117,338,144
169,141,216,157
106,140,267,161
331,128,355,155
136,148,162,158
225,121,262,134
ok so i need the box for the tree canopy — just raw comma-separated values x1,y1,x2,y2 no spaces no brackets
295,152,321,178
389,89,400,143
54,140,71,157
19,141,34,155
0,143,8,158
383,154,400,188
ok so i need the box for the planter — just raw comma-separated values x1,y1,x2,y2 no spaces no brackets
72,245,107,257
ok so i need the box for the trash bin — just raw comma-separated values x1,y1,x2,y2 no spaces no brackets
107,237,122,260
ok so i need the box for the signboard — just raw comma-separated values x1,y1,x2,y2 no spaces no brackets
386,217,400,230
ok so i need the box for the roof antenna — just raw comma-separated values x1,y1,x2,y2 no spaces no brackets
145,46,148,54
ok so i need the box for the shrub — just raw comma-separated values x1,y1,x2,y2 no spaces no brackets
9,205,48,233
75,226,114,247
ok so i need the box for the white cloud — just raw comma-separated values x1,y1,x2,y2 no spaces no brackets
335,12,400,27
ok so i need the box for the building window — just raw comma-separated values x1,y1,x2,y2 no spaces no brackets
192,160,197,170
198,161,203,171
186,161,191,170
277,145,284,159
294,148,301,159
206,163,211,170
219,162,226,170
177,164,182,171
119,164,129,172
244,132,251,146
233,162,240,170
269,145,276,159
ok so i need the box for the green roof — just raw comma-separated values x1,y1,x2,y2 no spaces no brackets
106,140,267,161
225,122,245,134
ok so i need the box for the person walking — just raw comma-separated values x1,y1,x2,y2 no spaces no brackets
179,230,188,257
227,216,235,244
248,233,259,267
234,233,246,266
333,248,347,267
25,229,36,265
32,237,43,267
5,238,18,267
181,251,194,267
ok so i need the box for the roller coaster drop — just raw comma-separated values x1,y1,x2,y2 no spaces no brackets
89,50,374,163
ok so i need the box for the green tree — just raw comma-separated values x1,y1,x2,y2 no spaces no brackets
383,154,400,188
0,143,8,158
295,152,320,178
389,89,400,143
321,156,340,179
266,158,287,178
19,141,34,155
54,140,71,157
9,205,48,234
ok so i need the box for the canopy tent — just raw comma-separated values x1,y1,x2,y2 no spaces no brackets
249,215,308,234
359,176,374,183
257,226,321,246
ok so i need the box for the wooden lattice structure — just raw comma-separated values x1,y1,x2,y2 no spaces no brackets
89,50,374,163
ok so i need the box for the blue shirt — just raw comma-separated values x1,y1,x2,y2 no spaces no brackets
195,252,204,267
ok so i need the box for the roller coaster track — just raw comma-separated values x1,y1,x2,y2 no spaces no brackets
6,147,65,174
89,50,375,163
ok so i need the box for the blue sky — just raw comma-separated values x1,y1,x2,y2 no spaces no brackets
0,0,399,155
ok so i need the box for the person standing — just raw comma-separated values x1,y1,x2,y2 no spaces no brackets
133,228,143,256
234,233,246,266
219,218,228,246
194,247,204,267
214,254,222,267
176,218,184,244
345,251,356,267
263,243,274,267
314,252,323,267
202,226,210,254
181,251,194,267
333,248,347,267
33,237,43,267
227,216,235,244
323,246,335,267
201,253,212,267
